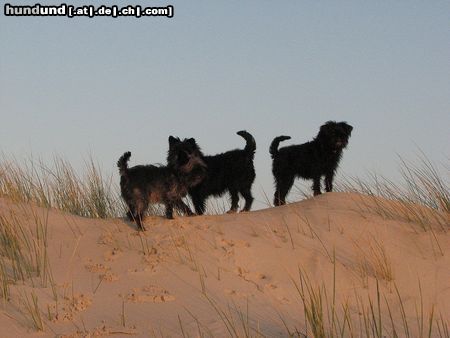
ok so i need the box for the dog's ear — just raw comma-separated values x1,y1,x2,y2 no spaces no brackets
168,136,180,147
320,121,335,135
186,138,197,147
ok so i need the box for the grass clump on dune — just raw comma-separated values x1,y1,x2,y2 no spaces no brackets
0,209,52,288
290,266,448,338
0,155,125,218
335,153,449,232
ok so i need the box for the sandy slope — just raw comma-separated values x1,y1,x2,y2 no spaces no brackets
0,192,449,337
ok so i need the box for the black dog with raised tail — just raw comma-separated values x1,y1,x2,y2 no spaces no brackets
270,121,353,206
188,130,256,215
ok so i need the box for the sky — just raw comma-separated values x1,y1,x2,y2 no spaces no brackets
1,1,449,209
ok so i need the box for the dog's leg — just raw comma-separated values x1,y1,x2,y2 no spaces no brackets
273,190,282,206
134,201,147,231
312,176,322,196
126,208,138,225
192,195,206,215
325,172,334,192
123,197,145,230
240,188,253,212
274,176,294,206
165,202,174,219
227,189,239,213
174,199,194,216
126,211,133,220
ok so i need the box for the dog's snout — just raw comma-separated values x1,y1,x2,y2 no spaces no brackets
335,139,348,148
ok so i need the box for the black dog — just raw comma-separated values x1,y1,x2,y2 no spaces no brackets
188,131,256,215
118,137,206,230
270,121,353,206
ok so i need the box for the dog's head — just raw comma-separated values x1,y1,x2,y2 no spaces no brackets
167,136,207,185
317,121,353,152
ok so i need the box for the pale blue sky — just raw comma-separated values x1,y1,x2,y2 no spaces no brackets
1,1,449,208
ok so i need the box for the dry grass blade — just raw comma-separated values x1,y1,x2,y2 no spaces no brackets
20,290,44,331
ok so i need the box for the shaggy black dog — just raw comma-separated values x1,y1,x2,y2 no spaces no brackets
118,137,206,230
188,131,256,215
270,121,353,206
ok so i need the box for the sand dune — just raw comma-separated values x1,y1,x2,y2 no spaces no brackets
0,192,449,337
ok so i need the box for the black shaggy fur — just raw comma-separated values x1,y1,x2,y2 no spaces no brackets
270,121,353,206
118,137,206,230
188,131,256,215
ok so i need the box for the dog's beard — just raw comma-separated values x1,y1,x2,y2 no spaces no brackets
333,138,349,151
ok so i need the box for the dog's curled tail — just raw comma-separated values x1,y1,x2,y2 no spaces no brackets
237,130,256,154
269,136,291,158
117,151,132,176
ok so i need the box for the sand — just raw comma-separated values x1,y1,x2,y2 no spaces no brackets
0,192,448,337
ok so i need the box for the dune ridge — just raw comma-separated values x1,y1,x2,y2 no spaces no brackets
0,192,448,337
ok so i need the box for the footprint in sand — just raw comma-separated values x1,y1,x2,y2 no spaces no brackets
217,238,250,258
224,289,254,299
128,265,159,275
70,293,93,311
103,247,122,261
85,261,110,273
237,240,251,248
220,242,235,257
127,247,163,275
219,238,251,249
264,283,291,304
100,271,119,282
85,260,118,282
51,294,93,322
236,267,266,281
126,285,175,303
98,231,115,245
235,267,267,291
